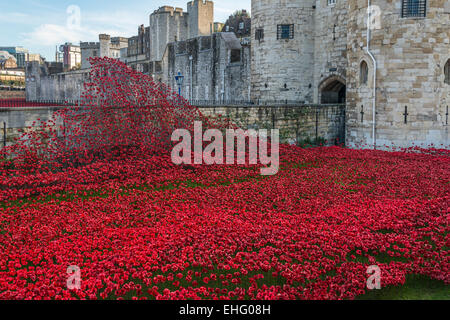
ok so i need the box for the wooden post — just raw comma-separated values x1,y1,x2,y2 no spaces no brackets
3,122,6,148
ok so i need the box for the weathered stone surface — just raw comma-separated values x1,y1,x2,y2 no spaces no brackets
161,33,251,101
251,0,316,102
346,0,450,148
0,104,344,147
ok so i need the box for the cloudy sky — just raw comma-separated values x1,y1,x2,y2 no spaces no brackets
0,0,251,61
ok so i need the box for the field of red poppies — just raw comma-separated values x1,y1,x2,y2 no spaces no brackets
0,58,448,300
0,144,448,300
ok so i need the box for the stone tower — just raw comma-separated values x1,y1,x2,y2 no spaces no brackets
346,0,450,148
251,0,316,102
99,34,111,58
149,6,188,62
313,0,348,104
187,0,214,39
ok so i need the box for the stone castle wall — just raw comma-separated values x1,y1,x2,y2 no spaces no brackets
200,104,345,145
161,33,251,101
346,0,450,148
26,62,88,101
251,0,316,102
0,104,345,147
313,0,348,103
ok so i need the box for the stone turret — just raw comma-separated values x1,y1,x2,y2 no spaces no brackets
149,6,189,62
99,34,111,58
187,0,214,38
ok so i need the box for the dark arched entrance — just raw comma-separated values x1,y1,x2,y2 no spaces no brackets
319,77,346,104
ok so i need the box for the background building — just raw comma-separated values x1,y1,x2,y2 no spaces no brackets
80,35,128,69
59,43,81,71
214,22,224,33
124,25,151,73
0,51,17,69
28,53,44,65
222,10,251,38
0,69,25,86
0,51,24,86
0,47,29,68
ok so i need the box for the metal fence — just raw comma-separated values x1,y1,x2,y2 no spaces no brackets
10,98,344,108
188,100,327,107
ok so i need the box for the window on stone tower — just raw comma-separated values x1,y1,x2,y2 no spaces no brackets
360,61,369,86
230,49,241,63
277,25,294,40
328,0,336,5
445,60,450,85
401,0,427,18
255,28,264,42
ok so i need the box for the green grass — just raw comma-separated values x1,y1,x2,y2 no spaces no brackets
357,274,449,300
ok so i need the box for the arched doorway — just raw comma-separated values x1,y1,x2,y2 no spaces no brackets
319,76,346,104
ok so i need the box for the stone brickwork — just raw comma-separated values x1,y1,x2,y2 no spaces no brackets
251,0,316,102
313,0,348,104
0,107,64,147
346,0,450,148
161,33,251,101
187,0,214,38
200,104,345,145
249,0,449,148
26,62,88,101
0,104,344,148
150,7,189,62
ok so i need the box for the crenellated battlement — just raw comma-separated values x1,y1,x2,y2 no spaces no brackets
149,0,213,62
80,42,99,49
153,6,185,16
187,0,214,8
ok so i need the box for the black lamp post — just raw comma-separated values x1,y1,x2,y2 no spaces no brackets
174,72,184,96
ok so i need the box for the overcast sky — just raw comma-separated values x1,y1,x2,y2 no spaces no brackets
0,0,251,61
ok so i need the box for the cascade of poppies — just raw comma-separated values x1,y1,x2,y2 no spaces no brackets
0,57,231,201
